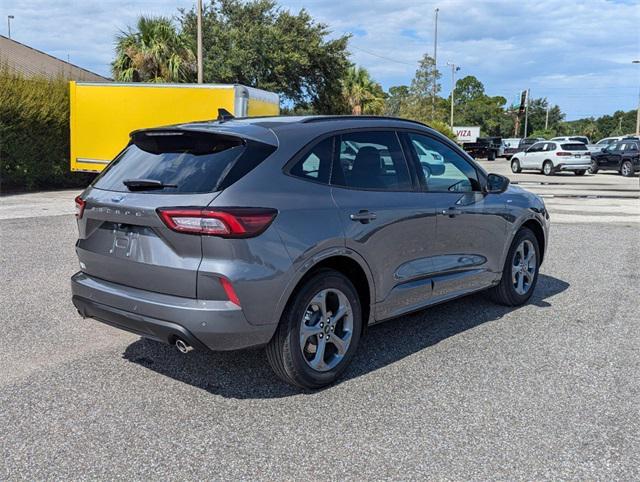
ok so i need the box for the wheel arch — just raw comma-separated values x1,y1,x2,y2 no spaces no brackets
521,218,546,264
275,251,375,330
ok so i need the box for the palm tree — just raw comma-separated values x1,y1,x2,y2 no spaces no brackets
112,16,196,83
341,66,383,115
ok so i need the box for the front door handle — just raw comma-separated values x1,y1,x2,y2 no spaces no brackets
350,210,377,223
441,207,462,218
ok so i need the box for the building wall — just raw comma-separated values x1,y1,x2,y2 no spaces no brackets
0,35,109,82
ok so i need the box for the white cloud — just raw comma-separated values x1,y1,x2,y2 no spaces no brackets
2,0,638,118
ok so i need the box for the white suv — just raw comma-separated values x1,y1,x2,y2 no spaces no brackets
510,141,591,176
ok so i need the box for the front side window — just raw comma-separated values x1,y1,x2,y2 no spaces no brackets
407,133,481,192
289,137,334,184
331,131,412,191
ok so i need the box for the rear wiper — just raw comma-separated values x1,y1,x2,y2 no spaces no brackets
122,179,177,191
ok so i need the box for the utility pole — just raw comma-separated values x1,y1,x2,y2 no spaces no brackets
523,89,530,138
197,0,203,84
544,104,550,131
446,62,460,129
432,7,439,118
633,60,640,135
7,15,14,39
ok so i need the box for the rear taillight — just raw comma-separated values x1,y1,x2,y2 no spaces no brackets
157,208,277,238
556,152,572,156
75,195,86,219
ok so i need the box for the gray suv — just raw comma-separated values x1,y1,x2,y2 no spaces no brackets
72,115,549,389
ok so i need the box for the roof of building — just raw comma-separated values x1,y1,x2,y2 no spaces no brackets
0,35,109,81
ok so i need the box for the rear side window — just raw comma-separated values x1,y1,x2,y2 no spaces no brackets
561,143,588,151
289,137,334,184
93,131,274,193
332,131,412,191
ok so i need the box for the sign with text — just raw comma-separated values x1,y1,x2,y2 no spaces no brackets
453,126,481,143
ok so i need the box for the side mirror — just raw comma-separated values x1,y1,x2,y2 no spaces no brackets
486,173,510,193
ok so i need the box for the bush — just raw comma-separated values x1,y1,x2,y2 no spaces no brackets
0,68,93,191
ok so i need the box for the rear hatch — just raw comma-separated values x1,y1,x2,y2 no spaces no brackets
75,127,276,298
559,143,589,163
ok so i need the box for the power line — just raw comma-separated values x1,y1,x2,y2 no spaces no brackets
348,43,417,66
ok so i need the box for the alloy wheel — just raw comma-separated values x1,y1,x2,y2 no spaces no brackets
512,239,536,295
621,162,632,177
300,288,353,372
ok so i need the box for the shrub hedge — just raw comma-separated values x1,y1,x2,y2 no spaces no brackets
0,68,93,191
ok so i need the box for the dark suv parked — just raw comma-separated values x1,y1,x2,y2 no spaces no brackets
72,115,549,389
590,138,640,176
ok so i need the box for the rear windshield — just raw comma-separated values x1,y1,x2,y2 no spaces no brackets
93,132,274,193
561,143,588,151
569,136,588,144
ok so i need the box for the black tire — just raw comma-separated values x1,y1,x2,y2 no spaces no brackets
589,160,599,174
266,268,362,389
575,170,586,176
543,160,555,176
621,160,634,177
487,227,540,306
511,158,521,173
488,151,496,161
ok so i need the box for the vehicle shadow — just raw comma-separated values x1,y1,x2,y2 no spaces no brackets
122,274,569,399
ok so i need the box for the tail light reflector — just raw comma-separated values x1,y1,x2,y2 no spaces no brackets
75,195,86,219
157,208,277,238
556,152,572,156
219,277,241,306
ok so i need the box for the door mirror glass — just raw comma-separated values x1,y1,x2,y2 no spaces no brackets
486,173,510,193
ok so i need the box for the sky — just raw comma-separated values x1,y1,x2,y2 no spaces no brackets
3,0,639,120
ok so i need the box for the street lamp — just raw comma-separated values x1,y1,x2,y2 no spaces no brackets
446,62,460,129
633,60,640,136
7,15,14,39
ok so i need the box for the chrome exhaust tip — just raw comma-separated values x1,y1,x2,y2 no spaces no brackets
175,338,193,354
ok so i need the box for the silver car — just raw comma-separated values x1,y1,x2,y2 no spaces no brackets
72,116,549,389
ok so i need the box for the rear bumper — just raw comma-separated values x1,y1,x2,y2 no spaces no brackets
71,272,276,351
556,162,590,171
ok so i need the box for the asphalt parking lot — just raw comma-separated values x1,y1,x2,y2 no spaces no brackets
1,166,639,480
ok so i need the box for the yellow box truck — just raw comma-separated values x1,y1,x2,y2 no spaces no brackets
69,82,280,172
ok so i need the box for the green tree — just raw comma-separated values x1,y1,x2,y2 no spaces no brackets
445,75,508,136
402,54,444,122
180,0,350,112
112,16,196,82
524,98,564,135
341,66,384,115
384,85,410,116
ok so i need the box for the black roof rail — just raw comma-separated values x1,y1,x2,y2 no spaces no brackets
300,115,431,129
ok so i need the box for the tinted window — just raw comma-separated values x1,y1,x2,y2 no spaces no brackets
528,143,544,152
407,133,481,192
332,131,412,191
569,136,588,144
546,143,557,151
289,137,333,184
93,142,247,193
626,142,639,151
561,143,588,151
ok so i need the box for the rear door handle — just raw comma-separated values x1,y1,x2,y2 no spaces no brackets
350,210,377,223
441,207,462,218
